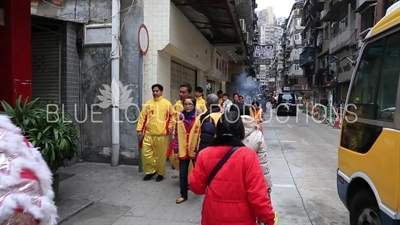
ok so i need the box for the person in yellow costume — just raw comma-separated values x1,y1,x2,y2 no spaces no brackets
137,84,175,182
344,98,365,152
173,84,192,113
171,96,201,204
217,90,223,104
194,86,207,113
250,101,264,123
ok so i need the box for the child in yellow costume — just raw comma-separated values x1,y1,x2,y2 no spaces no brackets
250,100,264,123
169,96,200,204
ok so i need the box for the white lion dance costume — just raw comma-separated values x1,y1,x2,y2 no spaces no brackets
0,115,58,225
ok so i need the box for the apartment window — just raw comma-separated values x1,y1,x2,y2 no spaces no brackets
295,18,301,26
331,23,338,36
294,34,300,40
324,27,329,40
294,64,300,70
351,1,357,20
361,6,375,32
339,16,349,32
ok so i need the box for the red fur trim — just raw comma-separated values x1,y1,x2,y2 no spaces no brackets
20,169,39,181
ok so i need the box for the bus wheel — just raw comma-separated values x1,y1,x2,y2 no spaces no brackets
349,189,382,225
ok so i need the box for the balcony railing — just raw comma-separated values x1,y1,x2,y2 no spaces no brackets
299,47,315,67
321,0,350,21
291,69,304,76
295,39,302,45
330,20,357,53
319,40,329,55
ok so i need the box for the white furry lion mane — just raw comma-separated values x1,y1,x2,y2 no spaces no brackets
0,115,58,225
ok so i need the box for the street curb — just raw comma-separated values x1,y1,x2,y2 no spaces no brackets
58,200,94,224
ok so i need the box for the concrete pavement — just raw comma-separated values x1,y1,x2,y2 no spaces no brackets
264,110,349,225
56,110,349,225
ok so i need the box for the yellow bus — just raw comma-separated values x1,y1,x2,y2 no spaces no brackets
337,2,400,225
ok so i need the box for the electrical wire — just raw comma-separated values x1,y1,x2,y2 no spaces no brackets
107,0,145,59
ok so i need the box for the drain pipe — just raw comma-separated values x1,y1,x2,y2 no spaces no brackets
110,0,120,167
138,48,143,172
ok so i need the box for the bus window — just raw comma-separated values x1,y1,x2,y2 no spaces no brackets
348,38,385,120
342,31,400,152
376,31,400,122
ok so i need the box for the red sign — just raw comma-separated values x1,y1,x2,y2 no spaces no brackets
138,24,149,55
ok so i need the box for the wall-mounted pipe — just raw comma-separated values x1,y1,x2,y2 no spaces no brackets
110,0,120,167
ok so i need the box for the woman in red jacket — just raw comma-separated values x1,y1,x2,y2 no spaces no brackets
189,111,276,225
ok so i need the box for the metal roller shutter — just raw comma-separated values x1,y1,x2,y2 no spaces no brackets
181,66,196,92
170,61,196,102
31,28,61,105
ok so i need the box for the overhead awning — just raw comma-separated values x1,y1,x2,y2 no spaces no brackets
354,0,377,13
171,0,249,62
171,0,243,45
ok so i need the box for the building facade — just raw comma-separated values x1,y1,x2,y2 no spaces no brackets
257,6,275,25
0,0,256,165
276,2,306,93
255,7,284,93
299,0,396,105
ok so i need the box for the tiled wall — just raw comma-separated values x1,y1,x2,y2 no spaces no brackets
143,0,171,101
62,22,81,164
143,0,212,101
62,22,80,117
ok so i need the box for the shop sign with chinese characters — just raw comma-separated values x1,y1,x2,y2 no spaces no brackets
208,48,232,81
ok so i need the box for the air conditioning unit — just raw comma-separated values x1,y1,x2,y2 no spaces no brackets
240,19,246,32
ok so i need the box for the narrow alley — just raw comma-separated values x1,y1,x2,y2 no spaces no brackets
57,110,349,225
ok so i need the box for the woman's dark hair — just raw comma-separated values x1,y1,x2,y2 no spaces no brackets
216,111,245,139
252,101,260,107
184,96,196,107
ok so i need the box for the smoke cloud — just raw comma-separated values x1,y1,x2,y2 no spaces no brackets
234,73,253,93
234,72,260,104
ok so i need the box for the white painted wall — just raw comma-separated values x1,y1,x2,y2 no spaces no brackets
143,0,171,101
166,3,212,71
143,0,212,101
